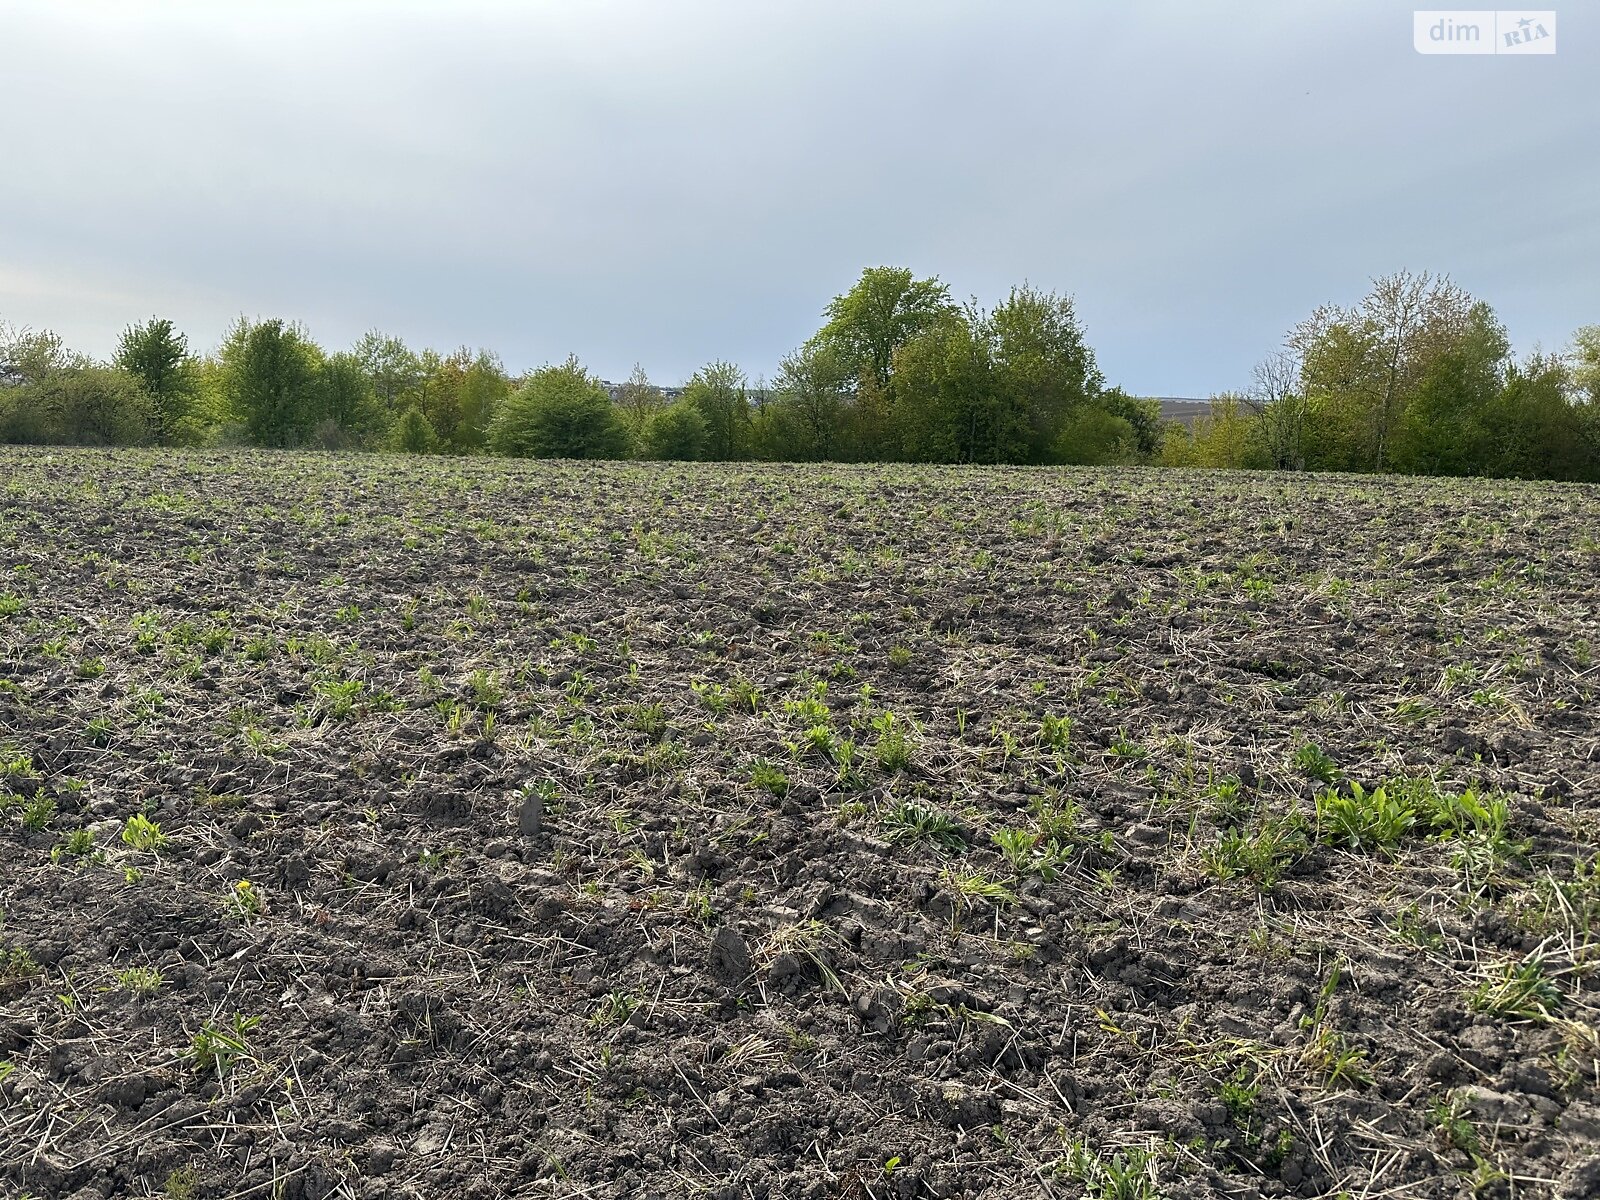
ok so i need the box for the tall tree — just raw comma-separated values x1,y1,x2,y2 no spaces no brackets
1293,272,1477,472
317,352,385,445
811,266,956,392
684,361,750,460
988,284,1105,461
641,400,707,461
892,309,1016,464
1243,349,1308,470
353,331,422,414
114,317,194,445
774,342,848,459
1570,325,1600,405
615,363,660,445
220,318,324,448
0,322,76,388
456,350,509,452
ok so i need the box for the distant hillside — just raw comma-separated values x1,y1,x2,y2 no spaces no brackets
1155,397,1211,428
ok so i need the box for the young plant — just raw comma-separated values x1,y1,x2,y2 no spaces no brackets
1200,812,1307,888
190,1013,261,1077
1469,957,1562,1021
880,800,965,851
872,711,913,773
121,813,167,853
1315,782,1415,854
1293,741,1340,783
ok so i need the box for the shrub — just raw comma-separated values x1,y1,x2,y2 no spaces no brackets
641,399,707,461
390,405,438,453
489,357,629,459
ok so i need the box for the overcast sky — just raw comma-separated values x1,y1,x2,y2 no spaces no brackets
1,1,1594,395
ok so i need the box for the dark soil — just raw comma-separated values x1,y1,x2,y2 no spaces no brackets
2,448,1598,1199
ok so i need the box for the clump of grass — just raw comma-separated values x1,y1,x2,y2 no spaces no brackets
1038,712,1072,755
1058,1140,1160,1200
121,812,167,853
1,945,41,984
872,711,913,773
1469,957,1562,1021
21,793,56,831
760,921,846,994
589,990,640,1028
115,966,165,993
1029,794,1080,843
1200,811,1307,888
190,1013,260,1076
990,827,1070,879
941,865,1017,910
50,827,99,864
880,800,965,851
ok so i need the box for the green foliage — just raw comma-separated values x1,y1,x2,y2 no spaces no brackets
121,813,167,852
489,357,629,459
811,265,956,392
115,317,196,445
880,800,965,851
221,317,324,448
1292,740,1339,782
1315,782,1416,854
1059,1140,1159,1200
640,399,707,461
1469,957,1562,1021
317,351,386,446
1201,812,1308,887
391,405,440,454
871,710,913,772
190,1013,261,1076
0,363,151,446
2,265,1594,477
747,759,789,797
682,361,750,460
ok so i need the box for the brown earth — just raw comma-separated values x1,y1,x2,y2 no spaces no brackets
1,448,1598,1200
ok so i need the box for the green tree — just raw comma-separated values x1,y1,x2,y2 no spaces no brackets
641,399,707,460
1390,303,1509,475
114,317,194,445
0,321,76,388
1475,353,1596,481
988,284,1106,460
489,356,629,459
1570,326,1600,405
683,361,750,460
1,366,149,445
615,363,660,446
773,342,848,459
456,350,509,452
1182,395,1265,469
1292,272,1479,472
353,331,422,414
1243,350,1308,470
811,266,956,392
220,318,324,447
892,310,1014,463
1056,407,1135,465
390,405,440,454
317,352,386,446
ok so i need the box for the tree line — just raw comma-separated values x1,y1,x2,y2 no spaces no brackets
2,267,1596,480
1165,272,1600,481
